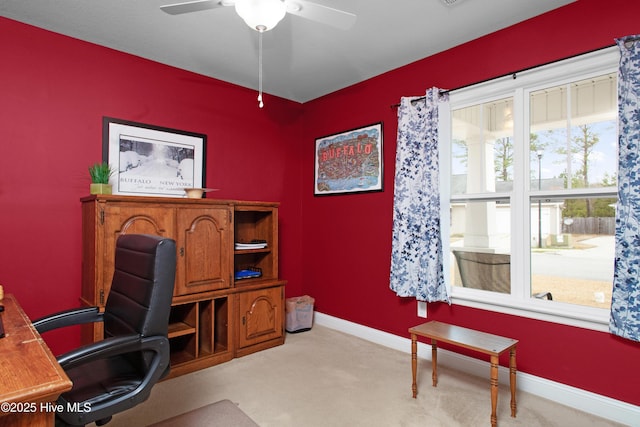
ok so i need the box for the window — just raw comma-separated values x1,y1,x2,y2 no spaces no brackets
442,48,618,331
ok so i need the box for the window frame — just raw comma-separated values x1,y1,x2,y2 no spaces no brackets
440,47,619,332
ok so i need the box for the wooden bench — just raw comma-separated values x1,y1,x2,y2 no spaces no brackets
409,321,518,427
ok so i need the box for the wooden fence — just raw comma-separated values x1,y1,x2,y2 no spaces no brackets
563,217,616,235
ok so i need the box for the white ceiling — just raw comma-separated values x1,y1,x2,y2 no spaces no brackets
0,0,574,103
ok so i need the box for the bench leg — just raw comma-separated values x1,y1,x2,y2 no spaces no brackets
490,355,499,427
510,347,517,417
411,333,418,398
431,339,438,387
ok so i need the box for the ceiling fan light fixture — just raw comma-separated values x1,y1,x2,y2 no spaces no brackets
235,0,287,31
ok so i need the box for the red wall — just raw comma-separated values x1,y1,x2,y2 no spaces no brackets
1,0,639,409
301,0,640,406
0,17,305,352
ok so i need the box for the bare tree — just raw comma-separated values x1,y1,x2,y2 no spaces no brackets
493,134,546,183
494,137,512,182
556,124,600,216
575,124,599,188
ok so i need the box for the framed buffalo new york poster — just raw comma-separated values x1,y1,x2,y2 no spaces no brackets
103,117,206,197
314,122,383,196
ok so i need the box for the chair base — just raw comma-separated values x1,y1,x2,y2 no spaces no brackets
95,416,113,426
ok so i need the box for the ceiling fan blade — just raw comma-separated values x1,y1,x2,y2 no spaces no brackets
284,0,356,30
160,0,230,15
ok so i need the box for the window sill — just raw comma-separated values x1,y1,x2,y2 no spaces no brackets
450,289,610,332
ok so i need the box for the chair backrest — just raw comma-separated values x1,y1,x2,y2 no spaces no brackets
452,250,510,294
104,234,176,343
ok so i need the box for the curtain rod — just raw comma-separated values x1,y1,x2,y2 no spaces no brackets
389,44,615,109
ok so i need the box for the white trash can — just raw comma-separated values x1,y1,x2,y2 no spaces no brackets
285,295,315,333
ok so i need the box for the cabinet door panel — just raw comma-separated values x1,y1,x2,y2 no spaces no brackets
238,287,283,348
102,205,174,303
175,208,231,296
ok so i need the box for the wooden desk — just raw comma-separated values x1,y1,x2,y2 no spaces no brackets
409,321,518,427
0,295,72,427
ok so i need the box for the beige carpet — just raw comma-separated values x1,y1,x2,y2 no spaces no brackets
110,325,623,427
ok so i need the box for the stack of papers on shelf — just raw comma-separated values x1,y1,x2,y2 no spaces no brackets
235,242,267,250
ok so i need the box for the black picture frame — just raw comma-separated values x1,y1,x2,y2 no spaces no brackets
102,117,206,197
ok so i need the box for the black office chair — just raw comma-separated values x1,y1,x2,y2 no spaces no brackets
33,234,177,426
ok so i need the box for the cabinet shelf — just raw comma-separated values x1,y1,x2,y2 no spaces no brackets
169,333,197,365
168,321,197,338
235,211,275,250
234,248,272,255
233,206,277,285
233,277,276,288
214,342,228,353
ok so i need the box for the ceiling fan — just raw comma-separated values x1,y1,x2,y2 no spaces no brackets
160,0,357,107
160,0,357,32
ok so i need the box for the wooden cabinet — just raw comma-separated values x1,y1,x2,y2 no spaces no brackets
81,195,285,378
167,295,235,377
237,286,284,356
175,207,231,296
234,204,278,284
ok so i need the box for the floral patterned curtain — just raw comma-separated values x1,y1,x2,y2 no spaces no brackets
610,35,640,342
389,88,450,302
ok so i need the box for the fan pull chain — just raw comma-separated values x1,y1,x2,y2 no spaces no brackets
258,30,264,108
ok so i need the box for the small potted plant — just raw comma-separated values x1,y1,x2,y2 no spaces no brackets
88,161,115,195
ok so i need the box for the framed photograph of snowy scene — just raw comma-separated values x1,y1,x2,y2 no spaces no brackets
314,122,383,196
102,117,206,197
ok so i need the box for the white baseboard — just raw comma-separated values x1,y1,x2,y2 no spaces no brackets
314,312,638,426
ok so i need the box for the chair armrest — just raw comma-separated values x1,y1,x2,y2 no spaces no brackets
32,307,104,334
57,334,168,370
57,334,171,424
